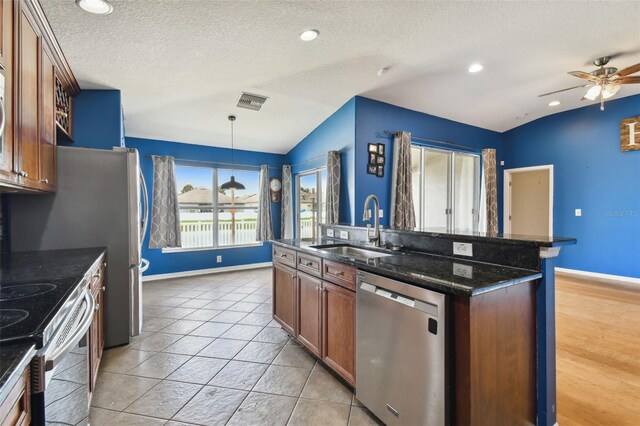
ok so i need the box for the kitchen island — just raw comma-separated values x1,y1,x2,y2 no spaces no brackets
272,224,575,426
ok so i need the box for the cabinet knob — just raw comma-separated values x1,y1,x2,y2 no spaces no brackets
305,261,313,266
42,178,49,184
95,304,100,311
18,170,28,178
101,287,106,292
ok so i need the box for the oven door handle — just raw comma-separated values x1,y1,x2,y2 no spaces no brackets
45,291,96,371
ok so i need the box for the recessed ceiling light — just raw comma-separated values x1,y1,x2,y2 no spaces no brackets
377,66,390,77
300,29,319,41
516,113,528,119
548,100,561,107
468,63,484,73
76,0,113,15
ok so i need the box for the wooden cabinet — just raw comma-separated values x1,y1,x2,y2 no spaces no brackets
0,366,30,426
39,45,54,189
0,0,78,193
273,247,356,386
322,281,356,385
296,271,322,357
272,261,297,336
88,256,106,395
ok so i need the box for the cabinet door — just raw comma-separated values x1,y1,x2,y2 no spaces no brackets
39,46,55,189
16,7,40,186
322,281,356,385
0,0,13,180
297,272,322,357
272,262,297,336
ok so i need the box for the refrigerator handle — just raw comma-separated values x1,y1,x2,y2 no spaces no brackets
140,169,149,245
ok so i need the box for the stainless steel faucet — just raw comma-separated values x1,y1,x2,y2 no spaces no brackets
363,194,380,246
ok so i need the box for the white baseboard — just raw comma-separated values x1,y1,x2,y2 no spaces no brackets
143,262,273,282
555,267,640,285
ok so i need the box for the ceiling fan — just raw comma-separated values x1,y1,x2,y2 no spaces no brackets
539,56,640,110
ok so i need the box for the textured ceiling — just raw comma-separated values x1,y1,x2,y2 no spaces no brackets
41,1,640,153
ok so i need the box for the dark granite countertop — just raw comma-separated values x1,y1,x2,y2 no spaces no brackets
272,238,542,297
0,342,35,403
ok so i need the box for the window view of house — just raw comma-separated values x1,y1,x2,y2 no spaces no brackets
176,166,260,248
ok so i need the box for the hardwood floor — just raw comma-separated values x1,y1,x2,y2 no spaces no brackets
555,273,640,426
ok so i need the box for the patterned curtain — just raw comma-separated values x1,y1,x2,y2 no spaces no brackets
281,165,293,239
482,149,498,234
256,165,274,241
326,151,341,224
390,131,416,230
149,156,181,248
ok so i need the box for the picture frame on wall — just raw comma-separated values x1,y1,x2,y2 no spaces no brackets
377,143,385,155
376,155,385,165
367,164,377,175
368,143,378,153
376,165,384,177
369,153,378,164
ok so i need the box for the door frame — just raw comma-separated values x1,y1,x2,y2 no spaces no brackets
503,164,554,236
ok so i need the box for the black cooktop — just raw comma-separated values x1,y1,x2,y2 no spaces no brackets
0,248,106,348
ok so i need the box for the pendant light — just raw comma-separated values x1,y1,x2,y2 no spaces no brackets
220,115,245,191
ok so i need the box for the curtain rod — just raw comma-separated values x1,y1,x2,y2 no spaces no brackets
380,130,481,153
145,155,279,170
289,150,342,168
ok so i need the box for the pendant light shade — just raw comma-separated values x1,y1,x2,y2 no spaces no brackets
220,115,245,191
220,175,245,190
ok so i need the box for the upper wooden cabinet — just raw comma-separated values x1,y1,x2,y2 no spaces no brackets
0,0,78,193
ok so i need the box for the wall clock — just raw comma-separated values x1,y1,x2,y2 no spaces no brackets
269,178,282,202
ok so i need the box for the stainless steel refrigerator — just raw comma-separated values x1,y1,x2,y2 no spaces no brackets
9,146,149,347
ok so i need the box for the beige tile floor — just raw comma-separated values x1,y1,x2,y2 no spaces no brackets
90,267,382,426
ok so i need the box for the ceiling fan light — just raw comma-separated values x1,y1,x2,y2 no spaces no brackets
602,83,621,99
584,85,602,101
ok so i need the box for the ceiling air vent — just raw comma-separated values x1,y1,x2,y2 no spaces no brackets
236,92,268,111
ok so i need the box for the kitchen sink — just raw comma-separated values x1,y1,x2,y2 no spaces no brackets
311,244,394,260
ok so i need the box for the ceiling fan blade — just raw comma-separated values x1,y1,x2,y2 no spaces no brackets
613,63,640,77
568,71,598,81
538,84,590,97
614,76,640,84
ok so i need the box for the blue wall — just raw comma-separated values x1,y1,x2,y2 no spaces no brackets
285,98,356,225
353,96,506,229
126,137,285,276
65,90,124,149
504,95,640,278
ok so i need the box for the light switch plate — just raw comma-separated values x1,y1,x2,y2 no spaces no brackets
453,242,473,257
500,160,505,166
216,255,222,263
327,229,334,237
339,230,349,239
378,209,384,218
575,209,582,217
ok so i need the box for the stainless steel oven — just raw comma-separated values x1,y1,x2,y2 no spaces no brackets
31,282,96,425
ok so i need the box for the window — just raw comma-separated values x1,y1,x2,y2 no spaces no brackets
411,146,480,232
174,166,260,249
295,168,327,240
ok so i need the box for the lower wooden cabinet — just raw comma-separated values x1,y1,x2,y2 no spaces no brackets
322,281,356,385
272,261,297,336
296,272,322,357
0,366,30,426
273,250,356,386
88,257,106,395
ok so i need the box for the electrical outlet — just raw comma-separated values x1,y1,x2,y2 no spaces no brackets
453,242,473,257
216,255,222,263
575,209,582,217
327,229,334,237
500,160,505,166
378,209,384,218
453,263,473,278
339,230,349,239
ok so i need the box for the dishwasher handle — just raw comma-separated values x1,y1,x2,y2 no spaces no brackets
360,281,439,317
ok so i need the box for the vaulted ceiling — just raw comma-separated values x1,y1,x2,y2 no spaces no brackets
41,1,640,153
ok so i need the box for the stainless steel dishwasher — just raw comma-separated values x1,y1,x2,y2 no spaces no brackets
356,270,448,426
